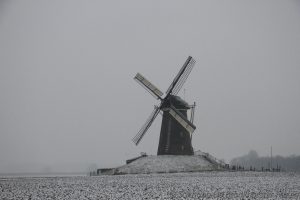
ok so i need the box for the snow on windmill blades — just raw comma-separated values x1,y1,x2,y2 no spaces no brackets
134,73,163,99
168,105,196,134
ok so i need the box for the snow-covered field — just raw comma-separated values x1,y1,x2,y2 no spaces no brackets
1,172,299,199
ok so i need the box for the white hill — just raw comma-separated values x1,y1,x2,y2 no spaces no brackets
102,154,226,175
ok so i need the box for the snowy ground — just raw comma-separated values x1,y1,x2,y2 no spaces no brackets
1,172,300,199
115,155,218,175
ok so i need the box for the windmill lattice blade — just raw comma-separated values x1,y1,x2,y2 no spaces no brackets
168,105,196,134
165,56,195,96
132,106,161,145
134,73,163,99
171,58,195,95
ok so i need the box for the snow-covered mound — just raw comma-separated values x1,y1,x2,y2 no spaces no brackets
114,155,222,175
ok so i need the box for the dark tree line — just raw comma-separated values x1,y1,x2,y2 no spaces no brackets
230,150,300,172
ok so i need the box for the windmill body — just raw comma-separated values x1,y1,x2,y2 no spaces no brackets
158,95,194,155
133,56,196,156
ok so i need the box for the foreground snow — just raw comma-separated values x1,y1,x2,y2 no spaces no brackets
1,172,300,199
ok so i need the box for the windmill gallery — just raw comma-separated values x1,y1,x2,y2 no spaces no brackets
95,56,226,175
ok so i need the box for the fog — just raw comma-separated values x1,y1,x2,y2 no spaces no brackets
0,0,300,173
231,150,300,172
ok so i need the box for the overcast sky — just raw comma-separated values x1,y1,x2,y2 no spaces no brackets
0,0,299,173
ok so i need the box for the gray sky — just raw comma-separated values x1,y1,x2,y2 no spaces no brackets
0,0,300,173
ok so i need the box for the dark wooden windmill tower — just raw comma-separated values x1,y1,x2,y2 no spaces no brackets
133,56,196,155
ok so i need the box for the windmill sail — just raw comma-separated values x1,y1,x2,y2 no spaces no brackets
165,56,196,96
134,73,163,99
171,58,195,95
168,105,196,134
132,106,161,145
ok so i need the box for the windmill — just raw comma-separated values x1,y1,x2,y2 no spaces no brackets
133,56,196,155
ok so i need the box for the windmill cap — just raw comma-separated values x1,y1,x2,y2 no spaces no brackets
168,95,190,109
